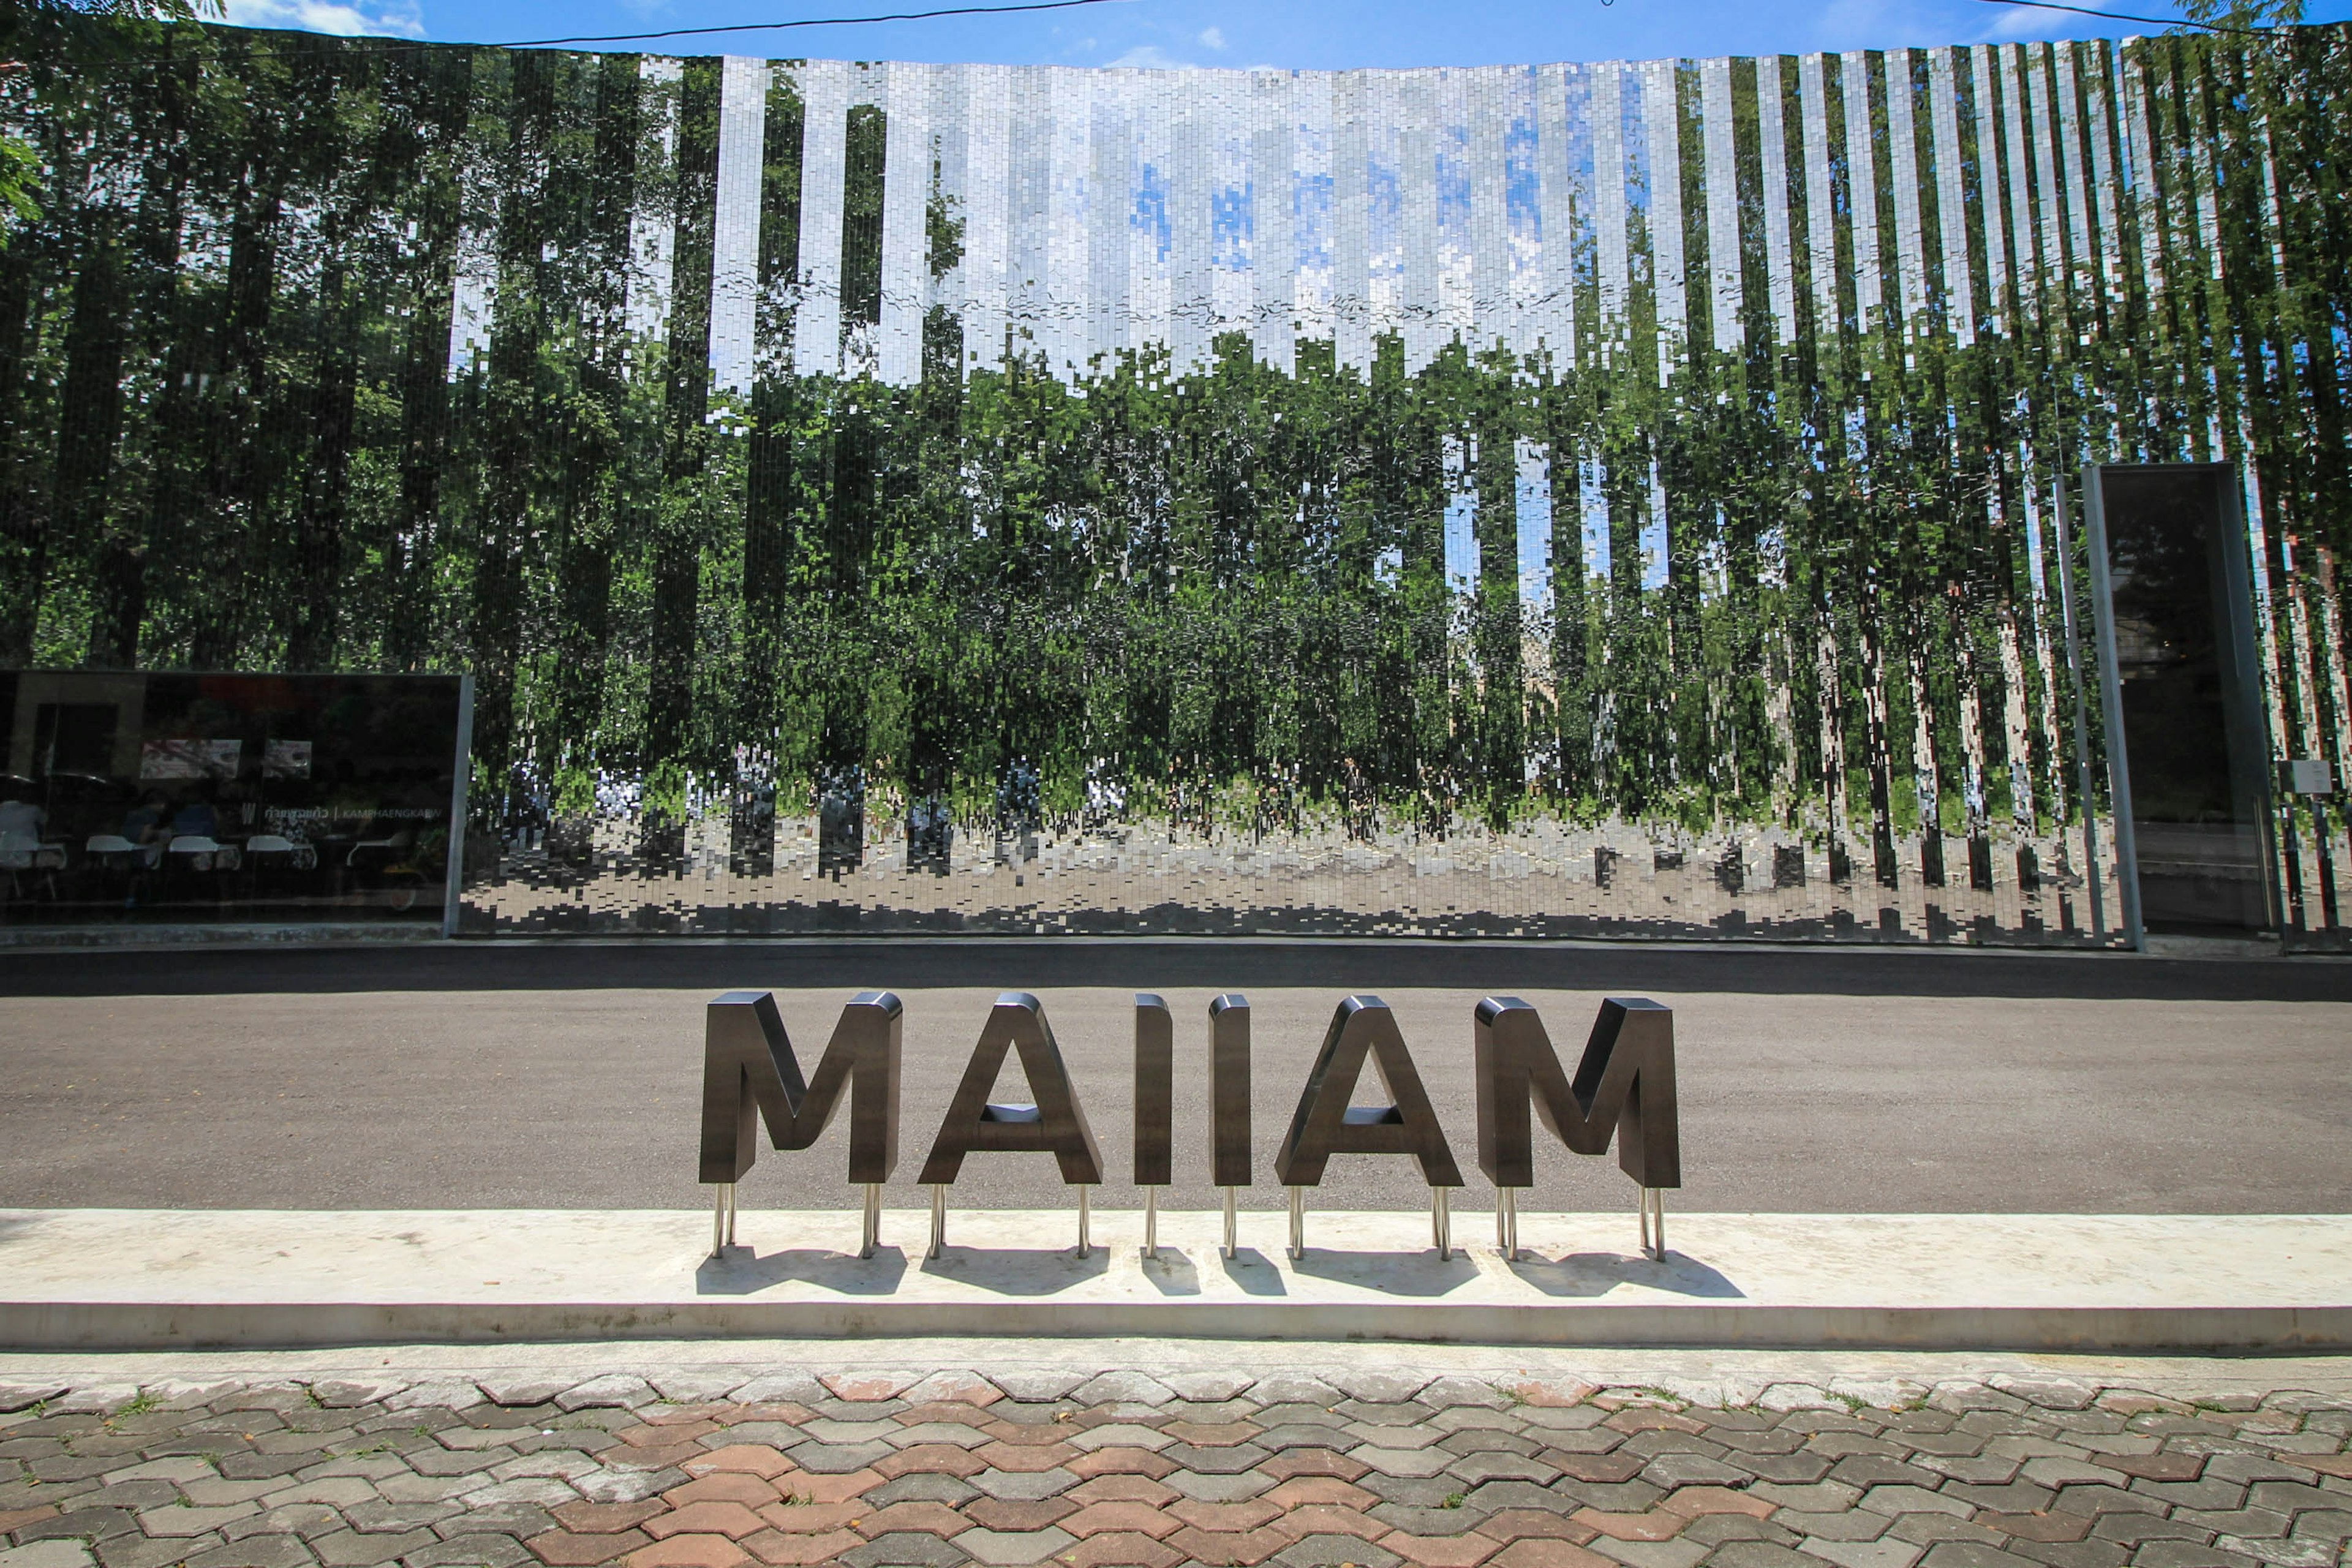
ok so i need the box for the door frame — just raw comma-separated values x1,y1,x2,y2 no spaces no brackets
2080,462,2280,948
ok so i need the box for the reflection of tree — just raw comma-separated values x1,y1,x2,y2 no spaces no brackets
0,19,2343,932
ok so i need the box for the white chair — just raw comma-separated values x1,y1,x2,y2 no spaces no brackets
0,829,36,872
165,834,222,873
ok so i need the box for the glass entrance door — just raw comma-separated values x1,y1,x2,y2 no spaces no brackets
2084,464,2277,938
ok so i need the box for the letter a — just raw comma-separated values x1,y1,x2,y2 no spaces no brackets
699,990,903,1185
1474,996,1678,1189
1273,996,1462,1188
919,993,1105,1186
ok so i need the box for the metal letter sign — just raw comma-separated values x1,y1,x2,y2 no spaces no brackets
919,992,1106,1257
1273,995,1464,1260
1210,993,1251,1258
1134,994,1173,1257
699,989,903,1258
696,989,1683,1267
1475,996,1679,1261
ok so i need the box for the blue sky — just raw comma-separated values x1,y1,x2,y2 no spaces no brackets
221,0,2352,66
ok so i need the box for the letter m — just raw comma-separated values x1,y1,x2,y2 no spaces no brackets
699,990,902,1186
1475,996,1678,1190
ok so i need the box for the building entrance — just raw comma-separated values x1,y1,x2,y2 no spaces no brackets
2084,464,2277,938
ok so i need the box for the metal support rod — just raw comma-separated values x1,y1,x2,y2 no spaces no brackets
1221,1186,1238,1260
1286,1185,1305,1260
1431,1187,1452,1261
1076,1185,1092,1259
928,1183,946,1260
1498,1186,1520,1261
860,1182,881,1260
710,1183,735,1258
1638,1186,1666,1262
1143,1187,1158,1260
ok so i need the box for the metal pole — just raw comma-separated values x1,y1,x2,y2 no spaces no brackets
860,1182,881,1259
2052,472,2107,939
1286,1185,1305,1261
1638,1187,1666,1262
711,1185,729,1258
1076,1186,1091,1259
1431,1188,1451,1261
927,1183,946,1259
1498,1186,1520,1261
1221,1186,1238,1259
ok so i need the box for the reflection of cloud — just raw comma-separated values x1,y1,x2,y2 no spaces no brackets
222,0,424,32
1107,43,1193,67
1197,24,1225,49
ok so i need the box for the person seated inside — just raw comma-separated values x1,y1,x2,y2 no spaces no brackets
171,796,219,843
122,791,173,865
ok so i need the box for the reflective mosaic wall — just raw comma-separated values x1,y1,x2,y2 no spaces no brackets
4,23,2349,943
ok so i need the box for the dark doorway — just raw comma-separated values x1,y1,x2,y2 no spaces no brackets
2085,464,2275,937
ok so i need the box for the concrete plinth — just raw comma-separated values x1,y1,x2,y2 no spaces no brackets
2,1207,2345,1352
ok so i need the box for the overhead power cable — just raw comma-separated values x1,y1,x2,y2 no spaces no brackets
19,0,1134,69
1967,0,2280,36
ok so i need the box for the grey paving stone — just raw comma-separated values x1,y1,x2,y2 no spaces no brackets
925,1525,1063,1567
1158,1470,1273,1504
2211,1538,2337,1568
1998,1541,2130,1568
2126,1545,2263,1568
1364,1503,1487,1535
552,1379,653,1414
1069,1373,1175,1409
1706,1545,1823,1568
1444,1452,1558,1487
184,1537,320,1568
964,1470,1078,1503
726,1373,829,1405
308,1530,439,1568
222,1505,345,1542
399,1534,532,1568
1433,1428,1540,1458
433,1504,555,1539
789,1441,896,1474
97,1534,214,1568
1584,1536,1707,1568
1270,1534,1399,1568
1357,1474,1470,1509
0,1545,98,1568
981,1373,1087,1405
1917,1546,2045,1568
1781,1511,1895,1543
839,1529,976,1567
1795,1540,1926,1568
864,1474,981,1508
1158,1444,1270,1476
17,1512,138,1545
1247,1378,1342,1409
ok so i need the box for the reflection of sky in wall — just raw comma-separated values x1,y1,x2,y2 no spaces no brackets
1580,458,1609,581
1135,163,1173,263
715,40,2163,475
1515,439,1550,609
1643,462,1669,591
1210,179,1253,270
1442,437,1478,592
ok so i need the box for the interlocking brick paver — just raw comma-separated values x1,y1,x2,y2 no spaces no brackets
526,1530,647,1566
17,1370,2352,1568
626,1534,751,1568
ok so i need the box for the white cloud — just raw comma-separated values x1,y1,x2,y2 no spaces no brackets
1107,43,1193,67
222,0,424,34
1197,24,1226,50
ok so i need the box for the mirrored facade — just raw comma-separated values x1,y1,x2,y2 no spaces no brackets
1,25,2346,944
